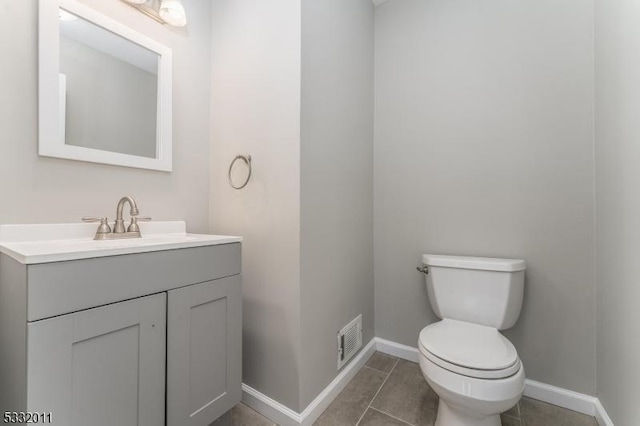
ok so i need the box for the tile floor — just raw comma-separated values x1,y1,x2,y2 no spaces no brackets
230,352,599,426
230,403,278,426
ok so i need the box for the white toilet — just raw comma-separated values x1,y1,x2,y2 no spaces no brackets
418,254,526,426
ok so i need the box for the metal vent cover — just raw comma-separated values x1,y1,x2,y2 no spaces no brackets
337,314,362,369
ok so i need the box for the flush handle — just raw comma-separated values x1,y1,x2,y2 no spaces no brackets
416,265,429,275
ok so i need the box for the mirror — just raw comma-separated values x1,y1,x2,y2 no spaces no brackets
39,0,173,172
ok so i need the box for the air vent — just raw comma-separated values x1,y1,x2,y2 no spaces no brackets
337,314,362,370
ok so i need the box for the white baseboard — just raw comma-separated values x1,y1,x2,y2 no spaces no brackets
241,338,377,426
374,337,614,424
242,337,614,426
298,338,377,425
374,337,420,362
594,399,615,426
242,383,302,426
523,380,596,417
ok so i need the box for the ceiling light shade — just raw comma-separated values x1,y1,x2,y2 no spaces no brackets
159,0,187,27
124,0,148,4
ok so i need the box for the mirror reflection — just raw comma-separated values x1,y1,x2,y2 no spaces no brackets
58,9,159,158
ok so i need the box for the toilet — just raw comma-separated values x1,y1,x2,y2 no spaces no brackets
418,254,526,426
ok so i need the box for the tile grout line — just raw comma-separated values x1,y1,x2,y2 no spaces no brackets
354,358,399,426
368,406,415,426
502,413,522,426
369,358,399,405
366,360,417,426
504,400,522,424
503,413,521,421
365,359,415,426
362,364,392,375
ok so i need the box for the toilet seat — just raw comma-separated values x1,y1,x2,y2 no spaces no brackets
419,319,520,380
420,346,520,379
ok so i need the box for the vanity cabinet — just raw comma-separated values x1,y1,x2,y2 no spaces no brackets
167,276,242,425
0,242,242,426
27,294,167,426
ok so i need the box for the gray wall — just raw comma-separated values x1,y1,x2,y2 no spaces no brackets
0,0,211,231
209,0,302,411
300,0,374,409
374,0,596,394
209,0,375,412
595,0,640,422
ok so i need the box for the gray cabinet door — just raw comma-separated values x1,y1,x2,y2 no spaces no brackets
167,276,242,426
26,293,166,426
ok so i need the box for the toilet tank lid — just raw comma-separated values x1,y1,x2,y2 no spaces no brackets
422,254,526,272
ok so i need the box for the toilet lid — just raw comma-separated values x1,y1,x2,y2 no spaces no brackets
419,319,518,372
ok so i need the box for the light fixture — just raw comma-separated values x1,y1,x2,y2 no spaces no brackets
120,0,187,27
159,0,187,27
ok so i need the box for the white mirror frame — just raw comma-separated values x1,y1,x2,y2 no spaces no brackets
39,0,173,172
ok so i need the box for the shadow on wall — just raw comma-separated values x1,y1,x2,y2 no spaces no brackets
415,261,438,325
241,297,299,405
502,271,529,353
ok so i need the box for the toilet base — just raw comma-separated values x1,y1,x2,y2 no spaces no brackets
435,399,501,426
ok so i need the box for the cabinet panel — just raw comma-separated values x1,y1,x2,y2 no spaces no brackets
167,276,242,426
27,293,166,426
28,243,241,321
0,255,27,414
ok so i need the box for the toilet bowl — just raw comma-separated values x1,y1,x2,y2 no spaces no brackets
418,254,526,426
418,319,525,426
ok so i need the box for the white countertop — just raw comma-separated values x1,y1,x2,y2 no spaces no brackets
0,221,242,264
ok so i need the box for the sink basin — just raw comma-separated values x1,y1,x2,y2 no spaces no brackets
0,221,241,264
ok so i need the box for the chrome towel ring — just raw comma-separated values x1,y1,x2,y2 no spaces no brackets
228,155,252,190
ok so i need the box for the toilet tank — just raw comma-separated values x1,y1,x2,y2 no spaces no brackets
422,254,526,330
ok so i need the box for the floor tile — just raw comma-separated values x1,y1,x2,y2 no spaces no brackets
358,408,410,426
503,400,520,418
370,359,438,426
212,410,231,426
520,397,598,426
231,403,276,426
365,352,398,374
314,366,387,426
501,413,522,426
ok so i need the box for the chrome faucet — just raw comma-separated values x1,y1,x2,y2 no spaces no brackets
83,196,151,240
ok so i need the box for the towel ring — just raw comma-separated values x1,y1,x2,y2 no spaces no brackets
228,155,252,190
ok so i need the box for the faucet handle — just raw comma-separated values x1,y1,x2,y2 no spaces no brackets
82,216,108,222
127,216,151,233
82,217,112,235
